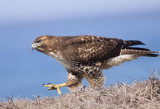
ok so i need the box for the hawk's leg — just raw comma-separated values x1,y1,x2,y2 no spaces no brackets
43,69,84,95
82,66,105,89
65,70,84,91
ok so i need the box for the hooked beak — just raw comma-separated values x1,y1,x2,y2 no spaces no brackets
31,43,37,50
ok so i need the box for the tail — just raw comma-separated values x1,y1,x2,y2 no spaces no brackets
121,47,159,57
123,40,145,48
122,40,159,57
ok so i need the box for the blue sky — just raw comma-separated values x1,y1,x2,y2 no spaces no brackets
0,0,160,99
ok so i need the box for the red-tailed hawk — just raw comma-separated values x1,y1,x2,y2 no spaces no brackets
31,35,159,95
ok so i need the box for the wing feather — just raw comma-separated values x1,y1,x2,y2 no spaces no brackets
59,35,124,62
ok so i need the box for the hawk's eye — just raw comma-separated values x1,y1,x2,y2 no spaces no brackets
37,39,42,43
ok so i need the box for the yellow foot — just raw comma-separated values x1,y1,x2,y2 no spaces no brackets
43,83,66,95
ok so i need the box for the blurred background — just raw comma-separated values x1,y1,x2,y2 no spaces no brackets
0,0,160,99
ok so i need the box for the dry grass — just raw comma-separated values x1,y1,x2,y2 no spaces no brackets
1,71,160,109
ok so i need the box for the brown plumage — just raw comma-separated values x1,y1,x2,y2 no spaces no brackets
31,35,159,95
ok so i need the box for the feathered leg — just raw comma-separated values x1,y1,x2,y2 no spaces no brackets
65,70,84,91
83,70,105,89
78,64,105,89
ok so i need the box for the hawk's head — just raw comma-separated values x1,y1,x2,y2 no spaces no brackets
31,35,50,52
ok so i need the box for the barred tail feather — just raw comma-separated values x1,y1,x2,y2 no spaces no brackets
121,47,160,57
